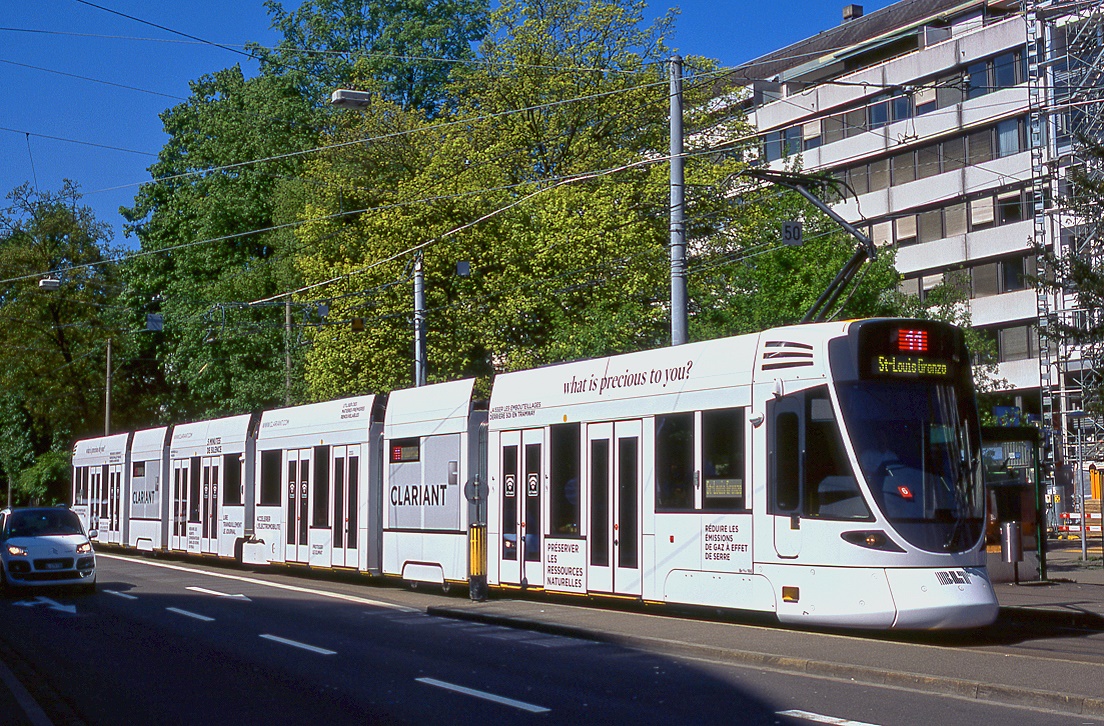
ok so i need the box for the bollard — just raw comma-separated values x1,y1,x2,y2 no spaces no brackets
468,523,488,602
1001,520,1023,585
1000,521,1023,563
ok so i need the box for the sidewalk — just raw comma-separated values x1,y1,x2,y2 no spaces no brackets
995,543,1104,627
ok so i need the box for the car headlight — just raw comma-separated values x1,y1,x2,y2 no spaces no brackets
76,541,93,554
6,545,27,556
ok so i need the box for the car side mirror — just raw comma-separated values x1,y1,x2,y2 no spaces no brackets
88,529,99,539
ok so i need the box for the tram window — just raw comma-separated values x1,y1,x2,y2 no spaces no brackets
773,412,800,512
313,446,330,527
75,467,88,506
259,450,282,505
550,423,581,535
655,413,694,511
347,456,359,536
189,457,201,523
223,453,242,505
702,408,747,511
804,390,870,520
132,462,146,477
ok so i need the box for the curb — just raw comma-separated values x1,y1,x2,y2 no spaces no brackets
427,605,1104,719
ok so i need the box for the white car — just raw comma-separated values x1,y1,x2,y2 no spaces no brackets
0,507,97,593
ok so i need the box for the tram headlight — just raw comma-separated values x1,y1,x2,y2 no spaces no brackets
840,530,905,552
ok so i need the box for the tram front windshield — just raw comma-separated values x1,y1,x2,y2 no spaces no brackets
833,323,984,553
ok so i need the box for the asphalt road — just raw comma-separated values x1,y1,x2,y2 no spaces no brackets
0,553,1097,725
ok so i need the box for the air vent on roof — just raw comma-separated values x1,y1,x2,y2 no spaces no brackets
761,341,815,371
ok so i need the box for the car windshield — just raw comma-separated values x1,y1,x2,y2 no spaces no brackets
8,509,85,538
835,380,984,552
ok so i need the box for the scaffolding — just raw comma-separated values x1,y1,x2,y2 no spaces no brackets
1030,0,1104,507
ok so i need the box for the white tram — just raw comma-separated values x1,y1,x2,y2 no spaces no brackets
72,319,998,630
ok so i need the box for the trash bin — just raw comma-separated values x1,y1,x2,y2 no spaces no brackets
1001,521,1023,564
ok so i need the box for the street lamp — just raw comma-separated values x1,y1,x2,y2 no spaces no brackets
329,88,426,387
1068,410,1088,560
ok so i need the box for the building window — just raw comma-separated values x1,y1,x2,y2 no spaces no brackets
891,150,915,184
941,136,966,172
849,165,869,195
993,51,1019,90
891,93,912,121
917,208,943,244
998,325,1034,362
868,99,889,130
823,115,845,144
937,72,964,108
895,215,917,246
916,143,941,179
966,61,989,99
784,126,803,157
968,128,994,164
970,196,996,229
764,131,782,162
996,118,1022,157
945,202,968,236
844,108,867,137
972,262,1000,298
997,190,1025,224
868,158,890,191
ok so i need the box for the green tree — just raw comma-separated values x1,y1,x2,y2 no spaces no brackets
297,0,685,396
0,183,126,503
256,0,489,116
122,67,321,420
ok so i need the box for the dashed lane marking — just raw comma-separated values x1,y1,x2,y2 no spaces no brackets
777,710,880,726
166,607,215,622
416,677,550,714
259,634,336,656
104,589,138,600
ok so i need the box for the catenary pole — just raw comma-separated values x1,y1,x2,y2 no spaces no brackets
669,55,687,346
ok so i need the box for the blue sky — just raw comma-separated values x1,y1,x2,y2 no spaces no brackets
0,1,896,245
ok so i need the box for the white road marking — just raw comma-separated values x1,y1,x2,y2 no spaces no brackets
104,589,138,600
166,607,215,622
416,677,550,714
186,586,251,601
777,710,880,726
259,634,336,655
99,553,413,611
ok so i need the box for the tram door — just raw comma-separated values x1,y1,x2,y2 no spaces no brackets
285,449,311,564
200,457,220,554
770,396,803,559
171,460,189,550
331,446,360,568
499,429,544,588
88,466,104,539
586,420,642,596
106,465,123,544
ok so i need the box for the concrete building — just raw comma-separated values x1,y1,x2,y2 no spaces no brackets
735,0,1038,411
728,0,1104,510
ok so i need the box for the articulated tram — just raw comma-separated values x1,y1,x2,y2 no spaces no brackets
72,319,998,630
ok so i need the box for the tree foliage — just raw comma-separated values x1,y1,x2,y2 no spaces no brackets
0,183,124,503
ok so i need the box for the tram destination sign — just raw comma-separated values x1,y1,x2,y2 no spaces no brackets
870,353,954,380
